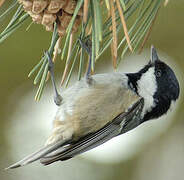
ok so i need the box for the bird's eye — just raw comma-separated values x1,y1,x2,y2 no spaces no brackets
156,69,162,77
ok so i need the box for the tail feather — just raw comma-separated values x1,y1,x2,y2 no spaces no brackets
6,138,70,170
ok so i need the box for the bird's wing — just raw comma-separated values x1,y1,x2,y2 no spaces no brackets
40,98,144,165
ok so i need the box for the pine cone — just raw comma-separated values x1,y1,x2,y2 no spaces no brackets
18,0,83,36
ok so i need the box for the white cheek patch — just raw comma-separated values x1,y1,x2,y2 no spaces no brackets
137,67,157,116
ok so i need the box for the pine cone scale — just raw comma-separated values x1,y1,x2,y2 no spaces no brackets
18,0,83,36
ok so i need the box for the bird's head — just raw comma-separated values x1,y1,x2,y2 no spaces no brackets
127,46,180,122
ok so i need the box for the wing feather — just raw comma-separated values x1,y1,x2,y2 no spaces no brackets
40,98,144,165
6,137,71,169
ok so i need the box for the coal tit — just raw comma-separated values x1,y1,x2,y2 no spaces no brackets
7,46,180,169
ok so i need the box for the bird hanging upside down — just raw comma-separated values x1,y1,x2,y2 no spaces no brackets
6,41,180,169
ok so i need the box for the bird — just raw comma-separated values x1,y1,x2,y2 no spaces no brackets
6,42,180,169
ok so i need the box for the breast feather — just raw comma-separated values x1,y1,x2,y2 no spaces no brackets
55,73,141,140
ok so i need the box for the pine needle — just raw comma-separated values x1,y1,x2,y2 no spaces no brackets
61,33,74,86
65,46,80,87
86,24,92,35
110,0,118,68
83,0,89,23
0,13,29,43
0,0,5,7
119,0,126,10
116,0,133,52
78,47,84,80
61,0,83,60
1,0,164,101
33,23,59,101
35,63,48,101
119,0,161,61
46,36,62,81
26,21,34,31
138,7,160,54
28,58,44,78
53,37,62,60
117,0,153,50
105,0,110,10
0,1,18,20
164,0,169,6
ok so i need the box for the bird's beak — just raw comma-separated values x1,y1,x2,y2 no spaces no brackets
150,45,159,63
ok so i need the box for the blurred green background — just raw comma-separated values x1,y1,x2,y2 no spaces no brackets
0,1,184,180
